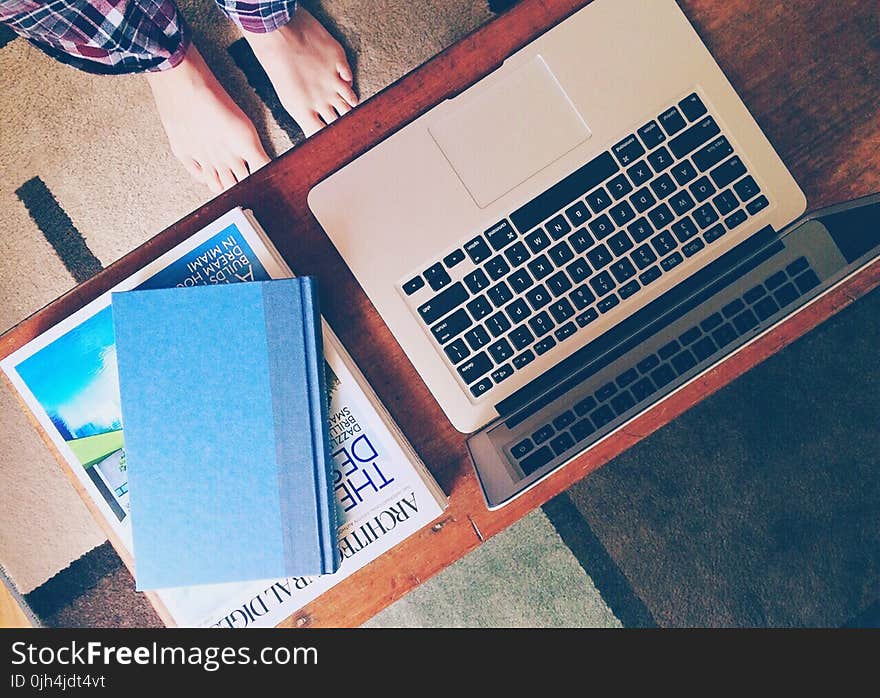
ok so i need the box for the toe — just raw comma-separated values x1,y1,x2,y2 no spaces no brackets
337,80,359,107
230,159,250,183
332,96,351,117
217,167,238,191
318,105,338,125
206,168,223,194
244,143,271,173
184,159,203,180
298,111,325,137
337,60,353,83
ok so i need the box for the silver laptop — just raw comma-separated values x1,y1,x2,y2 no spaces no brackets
308,0,819,506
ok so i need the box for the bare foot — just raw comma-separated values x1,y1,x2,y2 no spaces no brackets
146,43,270,193
244,7,359,137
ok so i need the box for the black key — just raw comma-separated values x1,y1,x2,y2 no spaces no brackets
525,284,553,310
724,209,748,230
639,266,662,285
586,243,614,270
630,187,657,213
444,338,470,364
628,217,653,243
465,236,492,263
553,410,576,430
608,230,635,255
722,298,745,318
712,323,738,348
733,175,761,202
631,377,656,402
765,271,787,290
701,313,723,332
565,200,591,227
590,404,616,429
671,216,699,243
566,258,592,284
732,309,759,334
692,135,733,171
488,337,513,362
650,230,677,256
576,308,600,327
647,146,674,172
554,321,577,342
510,151,619,233
713,189,739,215
682,239,705,258
418,282,469,324
509,324,535,350
424,262,452,291
650,173,676,199
607,173,634,200
485,219,517,251
597,294,620,313
464,268,490,293
787,257,810,276
485,255,510,280
464,325,491,350
609,200,636,226
571,418,596,442
443,249,466,268
519,446,554,475
595,380,617,401
610,391,636,415
527,254,554,280
618,279,640,299
506,298,532,324
703,224,726,243
612,134,646,166
658,341,680,360
710,155,747,188
570,284,596,310
671,350,697,375
491,363,514,384
668,115,721,158
458,351,493,384
588,213,615,240
658,106,687,136
548,240,575,266
632,244,658,270
512,349,536,369
509,268,535,293
550,431,576,456
585,187,613,214
403,276,425,295
545,215,571,240
470,377,493,397
754,295,780,321
651,363,677,388
689,176,717,202
627,160,653,186
546,270,573,297
549,298,575,323
529,310,555,336
692,203,720,229
679,92,708,121
671,160,698,186
569,227,595,253
794,269,820,294
774,282,799,307
589,270,616,296
647,202,675,229
432,308,472,343
637,354,660,373
487,281,514,308
691,335,717,361
611,258,637,283
525,229,552,253
743,285,766,304
746,195,769,215
504,241,531,267
616,368,639,388
669,190,696,215
679,326,702,345
510,438,534,459
532,424,555,445
637,120,666,148
534,336,557,355
574,395,597,416
486,312,512,338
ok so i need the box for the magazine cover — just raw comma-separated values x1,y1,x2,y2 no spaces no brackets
1,208,446,627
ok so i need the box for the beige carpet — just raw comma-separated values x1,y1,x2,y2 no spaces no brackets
0,0,492,595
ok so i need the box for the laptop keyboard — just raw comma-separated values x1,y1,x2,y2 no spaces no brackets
402,91,771,399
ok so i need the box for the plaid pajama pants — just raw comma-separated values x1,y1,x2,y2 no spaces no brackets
0,0,297,74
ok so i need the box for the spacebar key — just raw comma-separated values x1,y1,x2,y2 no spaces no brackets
418,282,468,324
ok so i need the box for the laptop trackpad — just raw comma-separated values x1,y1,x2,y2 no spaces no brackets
429,55,590,209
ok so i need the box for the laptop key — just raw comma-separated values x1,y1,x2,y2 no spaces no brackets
574,395,597,416
432,308,472,343
403,276,425,295
588,213,615,240
668,115,720,158
650,173,676,199
590,404,616,429
424,262,452,291
566,258,592,284
571,418,596,442
586,187,614,214
549,298,575,323
628,217,654,243
671,160,698,186
487,281,513,307
510,438,534,459
465,236,492,263
569,228,595,253
488,338,513,362
690,176,717,202
586,243,614,270
525,229,552,253
418,282,469,324
700,312,723,332
632,244,658,270
508,268,535,293
647,202,675,228
647,145,674,172
443,249,466,268
491,363,514,384
765,271,787,290
691,335,717,361
607,173,634,200
631,376,656,401
589,270,617,296
627,160,653,186
733,175,761,202
529,310,555,336
669,190,696,215
553,410,577,430
576,308,599,327
532,424,555,445
639,265,662,285
610,391,636,415
722,298,745,317
671,350,697,375
732,308,759,334
650,230,677,256
774,283,799,307
444,338,470,364
637,120,666,148
679,326,702,345
692,135,733,171
534,336,557,355
485,255,510,280
713,189,739,215
630,187,657,213
525,285,553,311
679,92,708,121
637,354,660,373
485,220,518,251
710,155,747,188
547,272,574,298
512,349,536,369
597,294,620,313
712,323,738,347
505,298,531,324
651,363,676,388
619,278,641,302
612,134,646,166
550,431,576,456
527,254,554,280
658,106,687,136
464,325,491,350
545,215,571,240
486,312,512,338
463,269,490,293
608,230,635,255
658,340,680,359
596,382,617,401
611,258,637,283
470,377,493,397
692,203,720,229
724,209,747,230
554,321,577,342
565,200,591,227
616,368,639,388
671,216,699,243
548,240,575,266
682,239,705,257
743,285,766,304
519,445,555,475
703,224,726,243
609,200,636,227
746,195,769,215
786,257,809,276
570,284,596,310
509,324,535,350
753,295,780,321
504,241,531,267
458,351,493,383
794,269,820,294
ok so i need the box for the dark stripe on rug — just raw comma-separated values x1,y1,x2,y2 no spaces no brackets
0,24,16,50
543,493,657,628
227,38,302,143
15,177,102,283
488,0,521,12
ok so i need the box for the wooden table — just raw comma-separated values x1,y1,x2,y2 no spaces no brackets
2,0,878,627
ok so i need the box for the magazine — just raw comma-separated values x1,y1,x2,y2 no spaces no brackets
0,208,447,628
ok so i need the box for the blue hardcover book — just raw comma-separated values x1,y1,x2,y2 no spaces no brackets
111,277,340,590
